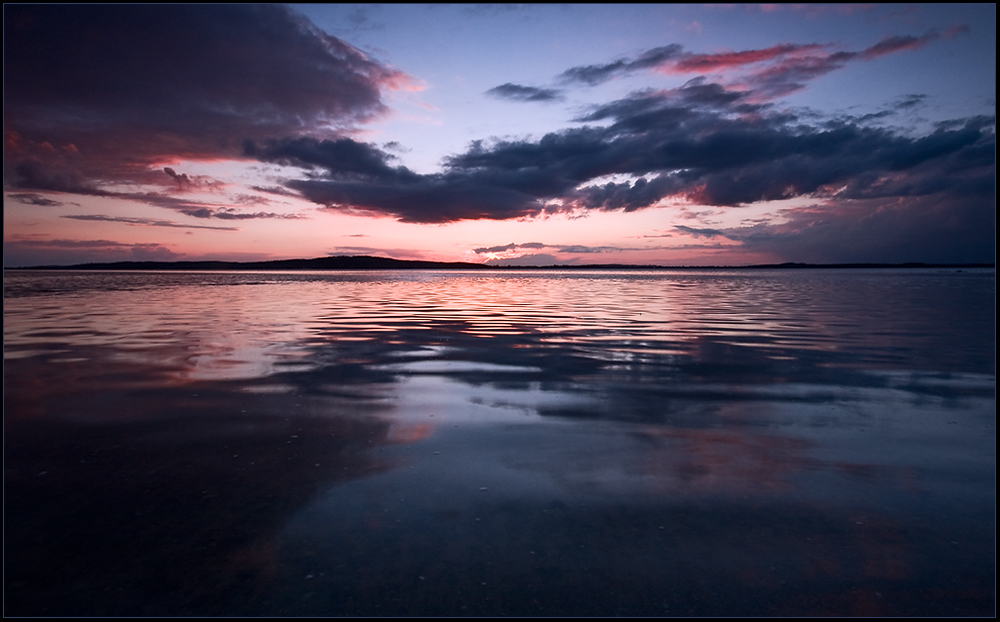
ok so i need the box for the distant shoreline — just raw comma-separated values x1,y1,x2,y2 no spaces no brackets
5,255,995,271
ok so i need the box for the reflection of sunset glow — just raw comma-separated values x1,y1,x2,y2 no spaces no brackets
6,269,994,388
638,426,814,494
5,268,994,616
386,422,434,444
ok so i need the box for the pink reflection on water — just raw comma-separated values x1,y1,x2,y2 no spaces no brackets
4,269,994,616
637,425,816,494
5,269,994,386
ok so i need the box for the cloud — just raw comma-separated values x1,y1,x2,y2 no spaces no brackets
327,246,430,260
674,225,726,239
714,194,996,264
749,4,878,17
163,168,194,189
566,91,995,212
486,83,563,102
247,136,558,223
711,30,962,99
7,193,65,206
559,45,684,86
268,83,992,225
893,94,927,110
557,30,963,98
252,75,993,261
7,237,134,249
485,253,567,266
3,237,182,266
671,43,825,74
162,168,224,192
244,137,407,180
130,244,183,261
4,5,406,194
555,244,626,254
472,241,642,261
478,243,675,265
230,194,275,207
858,32,943,60
250,185,302,198
61,214,238,231
473,242,546,254
474,243,518,254
7,185,306,222
9,8,988,265
180,207,305,221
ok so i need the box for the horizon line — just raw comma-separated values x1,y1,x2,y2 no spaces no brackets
5,255,995,271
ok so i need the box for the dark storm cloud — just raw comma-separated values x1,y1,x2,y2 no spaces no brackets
570,176,685,213
244,137,410,180
716,193,996,264
270,85,993,220
564,92,995,211
486,83,563,102
8,148,95,195
247,136,559,223
288,174,548,223
255,77,994,261
4,4,403,192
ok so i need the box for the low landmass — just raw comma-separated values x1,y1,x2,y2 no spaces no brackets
9,255,995,271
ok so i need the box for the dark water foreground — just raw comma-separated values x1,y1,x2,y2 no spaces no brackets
4,269,995,616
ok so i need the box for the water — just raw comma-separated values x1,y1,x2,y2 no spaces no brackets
4,269,995,615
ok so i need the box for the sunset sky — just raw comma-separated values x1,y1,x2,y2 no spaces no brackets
4,4,995,267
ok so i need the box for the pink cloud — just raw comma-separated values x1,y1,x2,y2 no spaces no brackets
669,43,825,74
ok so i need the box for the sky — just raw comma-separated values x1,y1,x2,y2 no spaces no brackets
3,4,995,267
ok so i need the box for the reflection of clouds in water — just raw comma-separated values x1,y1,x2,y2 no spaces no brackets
373,360,543,373
4,269,994,616
4,366,400,614
382,375,590,426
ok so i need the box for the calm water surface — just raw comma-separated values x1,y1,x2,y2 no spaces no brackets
4,269,995,615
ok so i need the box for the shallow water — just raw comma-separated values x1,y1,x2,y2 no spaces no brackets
4,269,995,615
